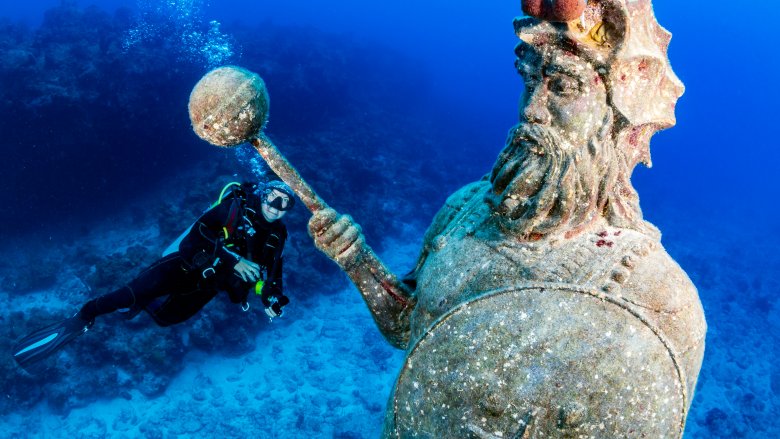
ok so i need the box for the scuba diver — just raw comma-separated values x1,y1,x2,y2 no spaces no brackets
13,180,295,369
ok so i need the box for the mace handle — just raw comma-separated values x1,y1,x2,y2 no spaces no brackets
250,135,328,213
250,134,412,320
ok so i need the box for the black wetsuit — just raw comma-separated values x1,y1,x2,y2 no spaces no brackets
79,191,287,326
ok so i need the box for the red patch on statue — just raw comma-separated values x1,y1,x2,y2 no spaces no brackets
522,0,586,22
629,129,640,146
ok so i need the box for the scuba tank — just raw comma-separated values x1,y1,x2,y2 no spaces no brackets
162,182,246,257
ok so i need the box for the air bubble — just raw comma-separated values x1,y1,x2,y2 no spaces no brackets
123,0,238,68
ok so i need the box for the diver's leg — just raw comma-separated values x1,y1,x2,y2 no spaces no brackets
79,254,190,322
13,254,194,368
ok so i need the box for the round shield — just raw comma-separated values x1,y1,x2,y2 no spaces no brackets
390,285,686,438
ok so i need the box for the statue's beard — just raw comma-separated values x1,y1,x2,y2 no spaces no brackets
487,116,618,239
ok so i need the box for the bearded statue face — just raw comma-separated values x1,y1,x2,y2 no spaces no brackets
488,44,620,239
518,47,609,149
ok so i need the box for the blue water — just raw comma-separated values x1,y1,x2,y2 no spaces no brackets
0,1,777,437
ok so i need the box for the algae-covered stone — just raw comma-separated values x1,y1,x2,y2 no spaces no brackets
188,65,269,147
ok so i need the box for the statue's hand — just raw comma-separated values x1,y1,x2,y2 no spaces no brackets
308,208,365,269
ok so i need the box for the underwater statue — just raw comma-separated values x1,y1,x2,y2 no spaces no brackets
307,0,707,437
185,0,706,436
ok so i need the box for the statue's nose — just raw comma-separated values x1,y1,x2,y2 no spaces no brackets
522,85,551,125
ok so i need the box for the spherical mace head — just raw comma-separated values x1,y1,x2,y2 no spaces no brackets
189,66,269,148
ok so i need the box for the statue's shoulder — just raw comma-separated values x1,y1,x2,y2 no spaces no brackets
608,230,699,315
443,179,488,212
422,179,489,244
601,229,706,371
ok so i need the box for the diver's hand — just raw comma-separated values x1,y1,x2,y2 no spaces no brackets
308,208,365,269
234,257,261,282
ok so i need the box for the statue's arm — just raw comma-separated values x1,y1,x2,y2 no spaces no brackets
307,180,489,349
309,209,416,349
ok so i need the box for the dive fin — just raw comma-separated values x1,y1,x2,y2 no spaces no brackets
12,314,93,368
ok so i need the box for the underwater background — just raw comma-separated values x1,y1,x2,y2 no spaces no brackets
0,0,777,437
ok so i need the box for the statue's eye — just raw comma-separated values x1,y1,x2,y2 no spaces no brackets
549,76,579,96
523,75,541,92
